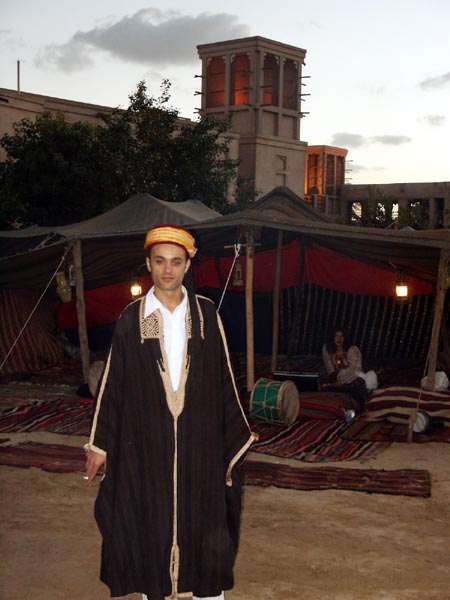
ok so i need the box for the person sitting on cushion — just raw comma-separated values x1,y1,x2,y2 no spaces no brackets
322,326,377,414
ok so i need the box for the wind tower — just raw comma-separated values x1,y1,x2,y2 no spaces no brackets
196,36,308,199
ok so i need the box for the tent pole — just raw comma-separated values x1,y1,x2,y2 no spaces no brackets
270,230,283,373
424,248,450,388
439,314,450,372
72,240,90,383
246,231,255,392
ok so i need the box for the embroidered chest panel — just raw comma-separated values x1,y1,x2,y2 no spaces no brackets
138,297,204,341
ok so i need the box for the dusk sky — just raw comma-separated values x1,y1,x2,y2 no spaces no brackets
1,0,449,185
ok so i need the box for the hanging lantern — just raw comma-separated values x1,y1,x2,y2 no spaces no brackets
68,263,76,287
55,271,72,303
130,278,143,298
395,273,408,299
232,257,244,286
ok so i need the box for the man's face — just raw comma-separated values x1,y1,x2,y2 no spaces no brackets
146,243,190,293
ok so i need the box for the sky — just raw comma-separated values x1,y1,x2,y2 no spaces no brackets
1,0,449,185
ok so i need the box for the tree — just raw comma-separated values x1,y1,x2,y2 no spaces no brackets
347,188,396,228
397,201,431,230
0,80,243,228
104,80,242,213
0,113,118,227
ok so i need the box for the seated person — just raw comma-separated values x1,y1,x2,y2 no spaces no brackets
321,327,378,414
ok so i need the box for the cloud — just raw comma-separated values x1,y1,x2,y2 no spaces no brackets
35,39,95,72
370,135,412,145
0,29,24,51
331,132,412,149
419,72,450,90
331,132,366,148
418,114,446,127
36,8,249,72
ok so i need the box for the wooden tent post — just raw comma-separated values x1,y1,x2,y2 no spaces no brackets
424,248,450,388
246,231,255,392
72,240,90,383
270,230,283,373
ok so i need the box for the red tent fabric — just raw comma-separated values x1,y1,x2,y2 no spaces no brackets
57,241,432,329
195,241,432,296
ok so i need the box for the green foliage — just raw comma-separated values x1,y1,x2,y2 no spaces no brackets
348,187,396,228
0,113,116,227
230,175,259,213
0,80,242,228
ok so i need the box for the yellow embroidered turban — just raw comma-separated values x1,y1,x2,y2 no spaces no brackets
144,225,197,258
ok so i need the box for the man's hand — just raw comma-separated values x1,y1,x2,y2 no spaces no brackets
85,450,107,483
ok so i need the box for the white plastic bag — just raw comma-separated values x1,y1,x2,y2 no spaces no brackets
421,371,449,391
356,370,378,391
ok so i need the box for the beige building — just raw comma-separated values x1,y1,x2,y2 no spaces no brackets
302,144,450,228
0,88,114,161
343,181,450,228
304,144,348,217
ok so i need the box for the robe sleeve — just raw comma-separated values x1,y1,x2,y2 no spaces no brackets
215,311,255,486
322,344,335,374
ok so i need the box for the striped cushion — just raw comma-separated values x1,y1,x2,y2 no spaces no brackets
367,386,450,427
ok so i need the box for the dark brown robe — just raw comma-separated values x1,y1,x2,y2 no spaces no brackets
88,294,254,599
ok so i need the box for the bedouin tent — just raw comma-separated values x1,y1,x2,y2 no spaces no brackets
0,193,220,378
1,187,450,391
188,187,450,391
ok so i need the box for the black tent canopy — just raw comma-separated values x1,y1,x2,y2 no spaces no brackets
1,187,449,389
0,193,220,289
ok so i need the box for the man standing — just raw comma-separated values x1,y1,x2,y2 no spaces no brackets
85,225,254,600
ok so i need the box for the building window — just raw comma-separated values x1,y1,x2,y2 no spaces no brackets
262,53,279,106
325,154,336,196
350,201,362,224
276,154,287,186
282,59,298,110
306,153,319,195
435,197,444,227
206,57,225,108
316,195,325,212
230,54,250,106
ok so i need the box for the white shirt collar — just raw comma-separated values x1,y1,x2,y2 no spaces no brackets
144,285,187,318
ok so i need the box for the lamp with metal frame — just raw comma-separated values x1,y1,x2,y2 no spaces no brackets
395,272,409,299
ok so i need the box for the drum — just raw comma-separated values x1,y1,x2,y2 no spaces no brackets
250,378,299,426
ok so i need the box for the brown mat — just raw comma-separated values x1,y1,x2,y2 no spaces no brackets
243,460,431,497
0,440,431,497
0,440,85,473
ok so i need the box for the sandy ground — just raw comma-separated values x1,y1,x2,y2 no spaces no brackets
1,431,450,600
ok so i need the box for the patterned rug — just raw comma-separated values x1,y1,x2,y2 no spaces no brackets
0,382,79,410
341,418,450,443
1,378,448,464
0,396,93,435
250,419,392,462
